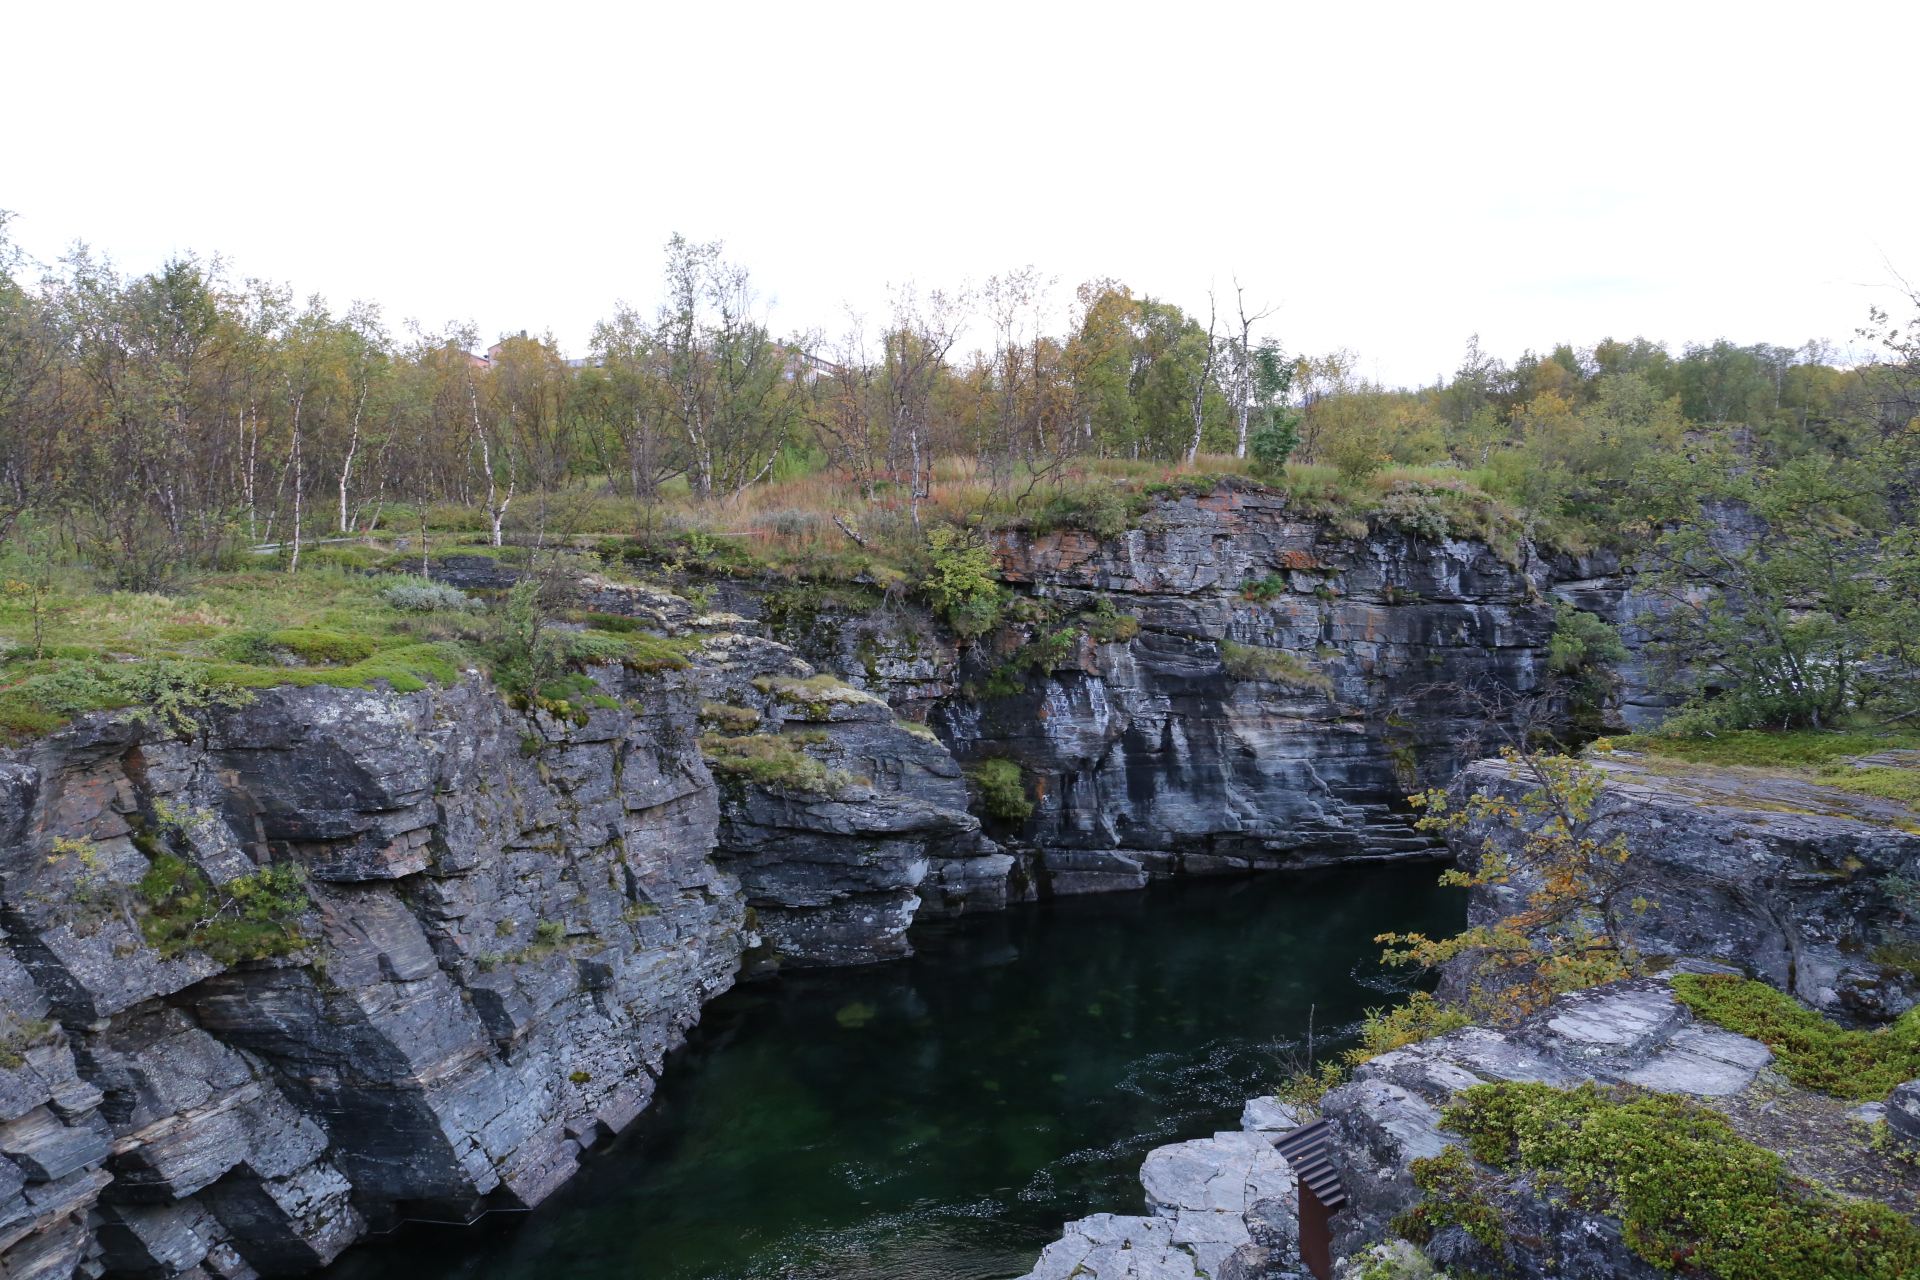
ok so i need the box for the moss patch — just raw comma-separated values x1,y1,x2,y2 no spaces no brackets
138,855,310,964
1423,1080,1920,1280
1672,973,1920,1100
700,730,859,795
1219,640,1332,691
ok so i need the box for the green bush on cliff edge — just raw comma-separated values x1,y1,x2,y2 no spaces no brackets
1396,1080,1920,1280
1671,972,1920,1100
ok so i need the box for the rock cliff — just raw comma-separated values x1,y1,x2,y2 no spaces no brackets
0,662,739,1279
0,480,1661,1278
1446,753,1920,1023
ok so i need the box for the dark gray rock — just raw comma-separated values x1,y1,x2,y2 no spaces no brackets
1446,756,1920,1022
1322,976,1774,1277
0,658,742,1275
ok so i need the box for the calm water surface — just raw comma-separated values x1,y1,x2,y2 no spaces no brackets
322,865,1462,1280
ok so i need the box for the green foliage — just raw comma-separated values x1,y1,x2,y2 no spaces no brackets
1630,437,1920,730
1079,599,1141,644
264,628,381,665
1548,604,1629,677
966,758,1032,821
224,642,464,695
137,855,309,964
1425,1080,1920,1279
700,730,857,795
1218,640,1332,691
1028,483,1150,541
1351,992,1473,1060
1393,1145,1507,1257
1671,973,1920,1100
0,657,256,738
921,526,1004,637
1614,729,1917,768
1387,749,1646,1022
1239,574,1287,602
381,577,478,612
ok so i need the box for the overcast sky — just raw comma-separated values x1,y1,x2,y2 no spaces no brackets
7,0,1916,385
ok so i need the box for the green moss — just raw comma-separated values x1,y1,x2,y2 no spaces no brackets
138,855,310,964
699,702,762,733
223,642,465,694
700,731,856,795
266,627,383,665
1672,973,1920,1100
1392,1145,1507,1258
1219,640,1333,691
623,634,697,673
966,758,1032,821
1425,1080,1920,1280
0,1017,57,1069
1614,729,1919,769
1823,765,1920,807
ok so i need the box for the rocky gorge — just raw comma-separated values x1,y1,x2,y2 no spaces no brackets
3,478,1909,1280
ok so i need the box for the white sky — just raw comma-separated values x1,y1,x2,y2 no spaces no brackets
7,0,1917,386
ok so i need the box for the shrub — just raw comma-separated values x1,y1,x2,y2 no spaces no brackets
966,758,1032,821
1349,992,1472,1061
700,731,858,795
1671,973,1920,1099
1418,1080,1920,1280
138,855,309,964
382,577,479,612
1375,482,1452,541
921,526,1004,636
1219,640,1332,691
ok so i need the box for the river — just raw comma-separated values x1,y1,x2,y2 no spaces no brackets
321,863,1462,1280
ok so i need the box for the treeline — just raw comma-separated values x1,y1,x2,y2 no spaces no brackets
4,217,1919,591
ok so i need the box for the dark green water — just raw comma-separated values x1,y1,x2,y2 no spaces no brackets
322,865,1461,1280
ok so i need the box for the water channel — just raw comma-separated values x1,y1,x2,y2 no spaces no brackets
322,863,1462,1280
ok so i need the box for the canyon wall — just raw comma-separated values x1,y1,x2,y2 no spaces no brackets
0,481,1651,1278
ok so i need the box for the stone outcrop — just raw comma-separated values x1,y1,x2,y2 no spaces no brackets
746,484,1565,886
0,482,1702,1277
1014,1098,1308,1280
0,660,741,1278
1318,972,1782,1278
686,632,997,968
1447,754,1920,1024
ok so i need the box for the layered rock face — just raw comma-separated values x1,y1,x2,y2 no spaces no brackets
0,663,742,1278
938,485,1555,879
1447,755,1920,1023
688,632,996,968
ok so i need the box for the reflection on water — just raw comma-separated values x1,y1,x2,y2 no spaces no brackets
322,864,1462,1280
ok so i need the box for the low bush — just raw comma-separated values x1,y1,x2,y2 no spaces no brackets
1671,973,1920,1099
1410,1080,1920,1280
138,855,310,964
966,758,1032,821
382,577,479,612
1219,640,1332,691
